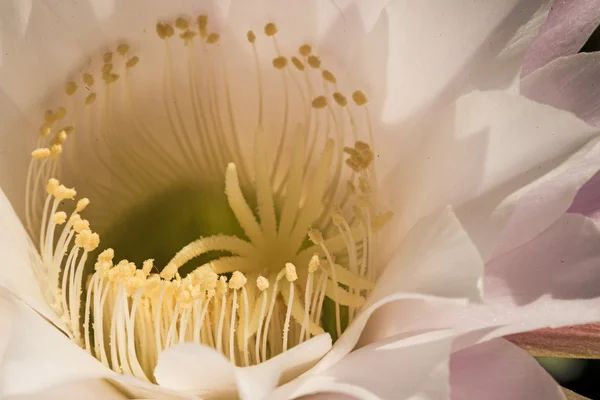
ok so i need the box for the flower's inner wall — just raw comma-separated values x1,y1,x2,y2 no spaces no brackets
97,183,247,277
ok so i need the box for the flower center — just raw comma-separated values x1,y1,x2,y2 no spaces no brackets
24,15,391,383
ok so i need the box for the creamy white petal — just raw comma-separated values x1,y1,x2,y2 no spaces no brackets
154,334,331,399
4,380,128,400
375,0,549,125
273,330,454,400
379,90,599,263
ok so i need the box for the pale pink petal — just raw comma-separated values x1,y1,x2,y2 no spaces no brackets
450,339,565,400
379,90,598,263
377,1,549,125
569,170,600,221
522,52,600,127
522,0,600,76
5,380,127,400
273,330,454,400
364,214,600,351
154,334,332,399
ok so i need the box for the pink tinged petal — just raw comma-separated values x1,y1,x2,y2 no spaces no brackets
506,323,600,358
522,0,600,76
378,0,549,125
450,339,566,400
380,90,599,263
154,334,332,399
569,170,600,222
321,207,483,369
364,213,600,350
522,53,600,127
274,330,455,400
4,380,127,400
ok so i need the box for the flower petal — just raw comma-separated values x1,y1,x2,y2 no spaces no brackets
380,90,599,263
522,52,600,127
506,323,600,359
154,334,332,399
0,189,64,328
273,330,454,400
521,0,600,76
450,339,565,400
569,169,600,222
4,380,128,400
375,0,549,124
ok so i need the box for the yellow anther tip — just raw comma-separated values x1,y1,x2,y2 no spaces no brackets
206,33,220,44
126,56,139,68
76,198,90,212
308,255,320,273
285,263,298,282
197,15,208,30
85,93,97,105
31,148,50,160
229,271,247,290
264,22,278,36
52,211,67,225
82,73,94,87
247,30,256,43
299,44,312,57
308,229,324,244
103,52,113,63
307,55,321,69
256,276,269,291
175,17,190,30
322,70,336,83
291,56,304,71
352,90,368,106
272,56,288,69
333,92,347,107
311,96,328,109
65,81,78,96
116,43,130,56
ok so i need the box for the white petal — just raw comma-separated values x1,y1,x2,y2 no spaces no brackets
4,380,127,400
154,334,332,399
0,288,113,397
450,339,565,400
0,189,64,328
379,90,599,263
376,0,549,124
273,330,454,400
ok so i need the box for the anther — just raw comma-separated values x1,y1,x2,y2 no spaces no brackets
352,90,368,106
322,70,336,83
247,30,256,43
103,52,113,63
299,44,312,57
264,22,278,36
272,56,288,69
206,33,220,44
31,148,50,160
54,107,67,120
126,57,139,68
311,96,328,109
308,255,320,274
116,44,129,56
53,185,76,201
197,15,208,37
285,263,298,282
256,276,269,291
229,271,247,290
175,17,190,30
74,219,90,233
52,212,67,225
50,144,63,159
39,125,51,138
85,93,97,105
142,259,154,276
307,55,321,69
65,82,78,96
291,56,305,71
102,63,113,74
46,178,59,195
333,92,347,107
76,198,90,212
156,23,175,39
82,73,94,87
180,30,196,41
308,229,324,245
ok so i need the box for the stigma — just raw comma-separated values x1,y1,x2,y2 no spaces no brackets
24,15,391,383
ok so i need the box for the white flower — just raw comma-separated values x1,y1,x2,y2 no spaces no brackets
1,1,600,399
